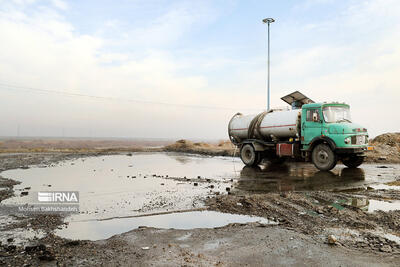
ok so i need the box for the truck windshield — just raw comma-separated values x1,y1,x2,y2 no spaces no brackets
323,106,352,123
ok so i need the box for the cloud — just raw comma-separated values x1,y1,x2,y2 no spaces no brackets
270,0,400,137
50,0,68,10
0,1,263,139
0,0,398,138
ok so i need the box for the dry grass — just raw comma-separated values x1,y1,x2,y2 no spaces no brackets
0,138,173,154
385,181,400,186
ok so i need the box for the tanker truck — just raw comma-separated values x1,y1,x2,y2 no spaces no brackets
228,91,372,171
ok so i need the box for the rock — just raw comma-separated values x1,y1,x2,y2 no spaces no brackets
21,191,28,196
193,182,198,186
6,245,16,251
141,247,150,250
380,245,392,253
38,251,55,261
210,185,214,189
377,166,388,168
7,238,13,243
226,187,231,192
328,235,337,244
64,240,80,246
25,244,46,253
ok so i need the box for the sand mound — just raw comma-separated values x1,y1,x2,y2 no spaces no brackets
371,133,400,146
163,139,235,156
367,133,400,163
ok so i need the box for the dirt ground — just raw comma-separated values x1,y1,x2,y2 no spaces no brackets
1,132,399,162
0,135,400,266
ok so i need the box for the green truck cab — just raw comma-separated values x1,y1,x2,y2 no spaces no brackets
301,102,370,170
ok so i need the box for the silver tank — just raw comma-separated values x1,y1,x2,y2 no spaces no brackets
228,109,301,142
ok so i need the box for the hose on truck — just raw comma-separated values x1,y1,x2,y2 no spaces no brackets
247,110,273,140
228,110,274,146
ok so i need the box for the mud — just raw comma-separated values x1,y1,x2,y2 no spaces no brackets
0,152,400,266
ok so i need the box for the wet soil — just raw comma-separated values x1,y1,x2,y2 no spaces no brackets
1,152,400,266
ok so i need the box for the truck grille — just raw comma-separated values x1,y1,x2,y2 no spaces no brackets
351,135,366,145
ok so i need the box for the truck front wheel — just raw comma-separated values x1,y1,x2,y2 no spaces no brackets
311,144,337,171
342,156,364,168
240,144,260,167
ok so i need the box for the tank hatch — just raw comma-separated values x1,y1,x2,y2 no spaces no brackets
281,91,314,109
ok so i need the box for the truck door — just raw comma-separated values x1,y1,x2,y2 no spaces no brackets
302,108,322,145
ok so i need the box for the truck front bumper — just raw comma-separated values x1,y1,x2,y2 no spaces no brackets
335,147,370,154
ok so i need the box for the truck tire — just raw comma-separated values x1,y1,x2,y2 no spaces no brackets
311,144,337,171
342,156,364,168
240,144,259,167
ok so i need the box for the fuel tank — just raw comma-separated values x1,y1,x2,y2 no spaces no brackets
228,109,301,143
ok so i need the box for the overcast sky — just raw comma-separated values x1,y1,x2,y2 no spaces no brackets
0,0,399,139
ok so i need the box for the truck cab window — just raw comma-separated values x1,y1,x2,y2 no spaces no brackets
306,109,320,122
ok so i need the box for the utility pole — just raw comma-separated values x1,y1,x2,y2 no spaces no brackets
262,18,275,111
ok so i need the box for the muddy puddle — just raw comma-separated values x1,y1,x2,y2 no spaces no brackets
235,163,400,193
1,152,399,241
56,210,273,241
1,153,236,220
331,197,400,212
0,215,45,246
1,153,399,219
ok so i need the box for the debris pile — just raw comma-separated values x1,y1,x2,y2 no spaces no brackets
367,133,400,163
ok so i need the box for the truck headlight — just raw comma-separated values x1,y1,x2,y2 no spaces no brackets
344,137,351,144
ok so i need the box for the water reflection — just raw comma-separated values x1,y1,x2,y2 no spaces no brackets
333,197,400,213
236,163,366,192
172,155,192,164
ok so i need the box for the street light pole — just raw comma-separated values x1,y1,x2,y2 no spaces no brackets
262,18,275,111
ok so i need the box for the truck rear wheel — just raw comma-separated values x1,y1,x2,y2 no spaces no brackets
240,144,260,167
342,156,364,168
311,144,337,171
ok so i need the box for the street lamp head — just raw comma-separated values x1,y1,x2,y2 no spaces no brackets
262,18,275,24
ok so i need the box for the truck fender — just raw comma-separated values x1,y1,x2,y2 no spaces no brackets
241,140,265,152
308,136,336,152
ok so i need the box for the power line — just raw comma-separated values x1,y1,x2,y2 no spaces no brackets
0,81,262,111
